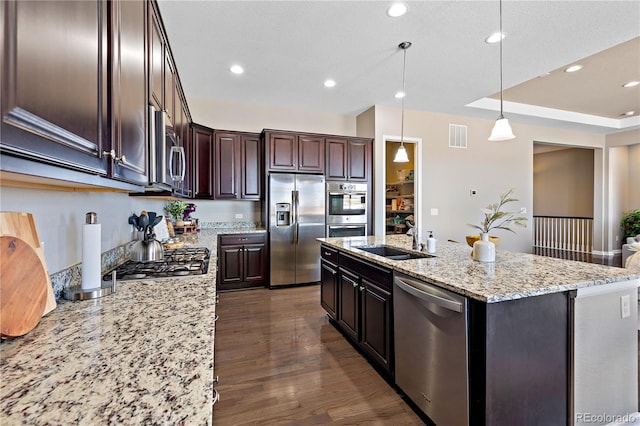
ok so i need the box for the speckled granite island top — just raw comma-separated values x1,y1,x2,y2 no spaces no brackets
0,228,249,426
319,235,640,303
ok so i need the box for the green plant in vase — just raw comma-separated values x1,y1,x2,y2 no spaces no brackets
621,209,640,242
165,201,188,225
466,188,527,249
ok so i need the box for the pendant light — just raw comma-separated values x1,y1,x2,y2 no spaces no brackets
488,0,515,141
394,41,412,162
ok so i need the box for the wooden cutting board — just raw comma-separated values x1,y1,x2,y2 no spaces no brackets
0,236,48,337
0,212,56,315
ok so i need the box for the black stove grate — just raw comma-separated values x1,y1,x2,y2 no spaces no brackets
104,247,210,281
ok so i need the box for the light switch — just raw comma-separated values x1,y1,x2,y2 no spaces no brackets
520,207,527,214
621,294,631,319
235,213,243,219
430,208,439,216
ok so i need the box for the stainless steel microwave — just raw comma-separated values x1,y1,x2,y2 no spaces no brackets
326,182,367,225
147,105,185,191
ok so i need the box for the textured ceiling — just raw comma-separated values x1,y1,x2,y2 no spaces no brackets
157,1,640,134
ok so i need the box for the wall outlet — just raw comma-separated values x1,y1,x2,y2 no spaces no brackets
430,208,439,216
235,213,243,219
470,190,477,196
621,294,631,319
520,207,527,214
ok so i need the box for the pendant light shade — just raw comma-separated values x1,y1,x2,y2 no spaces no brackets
488,117,515,141
394,41,412,163
488,0,515,141
393,144,409,162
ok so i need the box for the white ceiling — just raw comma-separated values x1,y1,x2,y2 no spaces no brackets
157,1,640,135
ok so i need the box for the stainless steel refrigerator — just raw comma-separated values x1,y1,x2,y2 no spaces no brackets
269,174,325,287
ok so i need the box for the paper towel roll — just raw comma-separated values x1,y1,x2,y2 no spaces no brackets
81,223,101,290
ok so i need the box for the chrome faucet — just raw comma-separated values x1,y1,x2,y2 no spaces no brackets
406,220,419,250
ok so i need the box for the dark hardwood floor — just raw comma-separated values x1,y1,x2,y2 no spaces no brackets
213,285,423,425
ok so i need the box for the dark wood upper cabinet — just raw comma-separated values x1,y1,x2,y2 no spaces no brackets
326,137,371,182
240,134,261,200
0,0,109,175
109,0,148,186
325,138,348,180
214,131,238,199
191,124,214,199
298,135,324,172
148,4,164,112
214,130,262,200
266,132,297,171
265,131,324,173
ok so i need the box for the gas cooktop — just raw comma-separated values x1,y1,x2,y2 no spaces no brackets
104,247,210,281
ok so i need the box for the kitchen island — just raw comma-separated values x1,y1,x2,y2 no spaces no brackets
0,227,261,425
319,234,640,426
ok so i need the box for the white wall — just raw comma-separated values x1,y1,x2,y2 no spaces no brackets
188,96,357,135
0,186,167,273
367,104,608,253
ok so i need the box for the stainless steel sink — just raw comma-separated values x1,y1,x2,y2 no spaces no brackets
354,245,435,260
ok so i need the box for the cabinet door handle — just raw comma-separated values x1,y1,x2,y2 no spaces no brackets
215,294,220,304
213,314,219,322
359,286,365,292
103,149,127,165
213,375,219,384
212,388,220,405
352,282,358,288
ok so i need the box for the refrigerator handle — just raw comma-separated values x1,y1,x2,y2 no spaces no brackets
292,190,299,244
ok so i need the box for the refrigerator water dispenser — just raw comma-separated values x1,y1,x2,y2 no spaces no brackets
275,203,291,226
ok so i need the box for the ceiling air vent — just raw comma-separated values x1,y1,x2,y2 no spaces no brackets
449,124,467,148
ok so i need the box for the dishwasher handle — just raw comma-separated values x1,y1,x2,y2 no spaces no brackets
394,276,463,313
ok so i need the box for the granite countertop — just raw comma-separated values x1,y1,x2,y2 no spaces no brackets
0,228,241,425
319,235,640,303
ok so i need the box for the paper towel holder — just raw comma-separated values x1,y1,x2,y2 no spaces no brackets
63,213,116,301
63,271,115,301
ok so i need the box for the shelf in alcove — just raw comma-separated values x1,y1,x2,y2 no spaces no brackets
387,180,414,185
386,194,414,199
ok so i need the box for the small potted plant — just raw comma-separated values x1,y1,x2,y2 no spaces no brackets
165,200,188,226
181,202,198,227
621,209,640,243
467,188,527,262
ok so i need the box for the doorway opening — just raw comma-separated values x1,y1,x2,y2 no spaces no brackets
384,139,419,235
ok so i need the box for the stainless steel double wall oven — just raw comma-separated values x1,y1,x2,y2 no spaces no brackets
326,182,368,237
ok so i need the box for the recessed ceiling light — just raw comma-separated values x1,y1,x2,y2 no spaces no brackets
537,72,551,78
622,111,636,116
323,79,336,88
230,65,244,75
387,3,407,17
564,65,583,73
622,80,639,88
485,32,505,44
395,91,405,99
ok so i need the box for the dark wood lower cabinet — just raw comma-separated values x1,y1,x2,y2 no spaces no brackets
320,260,338,319
324,247,394,377
320,245,570,425
217,233,267,291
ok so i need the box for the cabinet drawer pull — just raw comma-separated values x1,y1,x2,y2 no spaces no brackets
359,286,365,291
213,314,219,322
324,251,332,256
352,282,358,288
212,388,220,405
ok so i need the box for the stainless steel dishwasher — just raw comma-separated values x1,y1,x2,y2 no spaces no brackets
393,273,469,426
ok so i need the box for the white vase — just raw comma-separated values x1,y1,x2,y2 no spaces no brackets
472,233,496,262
